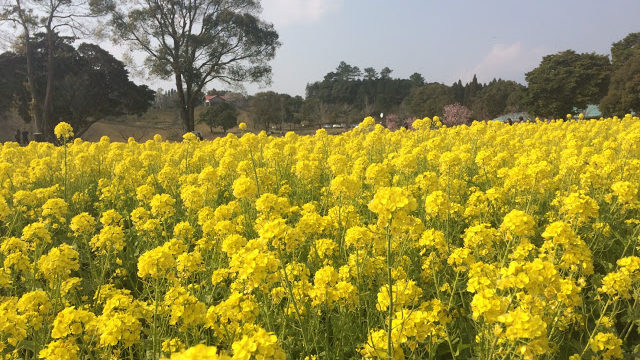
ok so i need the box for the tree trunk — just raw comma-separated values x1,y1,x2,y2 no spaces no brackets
17,0,45,140
185,81,195,132
188,103,195,131
42,28,56,141
175,72,193,132
23,28,45,137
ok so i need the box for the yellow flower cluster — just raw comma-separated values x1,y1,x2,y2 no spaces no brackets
2,116,640,359
54,121,74,141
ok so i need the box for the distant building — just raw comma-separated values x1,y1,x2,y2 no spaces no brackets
573,104,602,119
204,95,226,106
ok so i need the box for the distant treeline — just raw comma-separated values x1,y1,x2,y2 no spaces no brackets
208,31,640,129
303,63,527,124
181,69,527,130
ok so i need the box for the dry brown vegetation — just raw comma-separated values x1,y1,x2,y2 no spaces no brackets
1,107,347,143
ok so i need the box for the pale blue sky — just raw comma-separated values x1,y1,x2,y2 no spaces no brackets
249,0,640,96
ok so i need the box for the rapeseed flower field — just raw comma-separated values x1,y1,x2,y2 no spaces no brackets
1,115,640,359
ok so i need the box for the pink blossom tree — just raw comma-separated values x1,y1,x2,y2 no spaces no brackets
384,114,402,130
385,114,419,131
443,103,472,126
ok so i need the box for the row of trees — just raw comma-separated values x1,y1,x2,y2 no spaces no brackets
198,91,304,132
241,32,640,130
228,65,528,129
204,31,640,132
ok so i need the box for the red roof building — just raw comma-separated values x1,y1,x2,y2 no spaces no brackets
204,95,226,105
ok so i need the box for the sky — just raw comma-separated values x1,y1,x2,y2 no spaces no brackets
242,0,640,96
3,0,640,97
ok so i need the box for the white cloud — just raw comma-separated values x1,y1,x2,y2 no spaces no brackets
261,0,343,27
459,42,546,84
